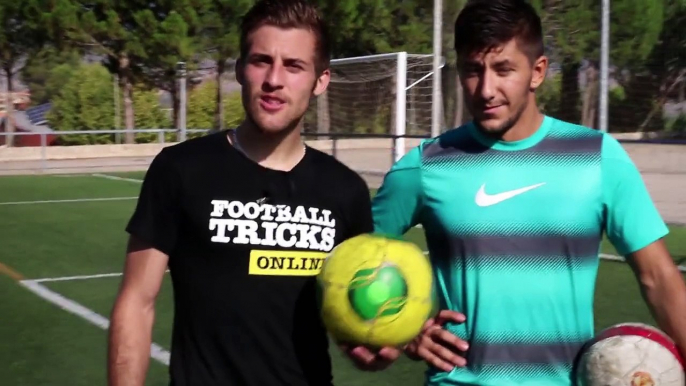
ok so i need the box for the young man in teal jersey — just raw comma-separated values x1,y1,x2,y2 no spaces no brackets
369,0,686,384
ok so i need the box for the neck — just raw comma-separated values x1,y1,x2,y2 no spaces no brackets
498,99,544,142
231,118,306,171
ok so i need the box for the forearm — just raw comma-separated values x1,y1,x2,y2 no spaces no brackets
107,295,156,386
641,269,686,360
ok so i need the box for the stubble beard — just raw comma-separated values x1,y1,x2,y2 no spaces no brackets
476,98,528,140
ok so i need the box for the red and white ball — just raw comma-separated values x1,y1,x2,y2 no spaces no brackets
576,323,685,386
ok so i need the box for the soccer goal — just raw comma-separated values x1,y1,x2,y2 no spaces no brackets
306,51,446,162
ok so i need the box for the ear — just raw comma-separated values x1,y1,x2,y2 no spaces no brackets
313,68,331,97
235,58,245,86
530,55,548,90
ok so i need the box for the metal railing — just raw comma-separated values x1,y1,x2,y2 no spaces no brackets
0,129,431,175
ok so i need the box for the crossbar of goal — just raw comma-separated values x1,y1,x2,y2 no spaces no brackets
330,52,433,65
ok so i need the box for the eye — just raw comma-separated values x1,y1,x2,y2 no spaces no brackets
248,54,271,66
462,65,481,76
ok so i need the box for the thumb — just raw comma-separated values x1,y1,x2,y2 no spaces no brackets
422,316,438,330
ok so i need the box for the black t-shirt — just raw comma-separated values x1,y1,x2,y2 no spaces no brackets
125,131,374,386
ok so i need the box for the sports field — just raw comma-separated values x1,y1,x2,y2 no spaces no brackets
1,172,685,386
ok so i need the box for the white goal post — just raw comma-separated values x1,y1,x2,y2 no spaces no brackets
306,51,446,162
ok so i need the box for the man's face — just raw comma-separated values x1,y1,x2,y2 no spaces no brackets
458,38,546,136
238,25,330,134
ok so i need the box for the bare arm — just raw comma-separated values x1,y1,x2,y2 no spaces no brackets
107,236,169,386
627,240,686,360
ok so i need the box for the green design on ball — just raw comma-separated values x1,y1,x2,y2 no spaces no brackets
348,265,408,321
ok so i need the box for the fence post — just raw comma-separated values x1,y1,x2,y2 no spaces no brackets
40,133,47,173
332,137,337,159
391,136,396,167
599,0,610,132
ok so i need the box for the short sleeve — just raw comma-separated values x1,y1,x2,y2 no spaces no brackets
371,145,424,236
602,135,669,256
125,148,182,256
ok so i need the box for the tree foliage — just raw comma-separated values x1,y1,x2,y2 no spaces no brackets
47,62,115,144
21,46,81,105
201,0,254,130
187,80,243,132
2,0,683,145
47,62,169,145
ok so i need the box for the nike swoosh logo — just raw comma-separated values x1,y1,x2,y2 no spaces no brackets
475,182,546,207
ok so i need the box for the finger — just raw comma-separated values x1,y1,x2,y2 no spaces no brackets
416,344,458,372
348,346,376,364
435,310,466,325
427,339,467,368
423,317,438,329
377,346,402,361
431,328,469,352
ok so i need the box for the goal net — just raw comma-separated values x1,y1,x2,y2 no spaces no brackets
304,51,445,160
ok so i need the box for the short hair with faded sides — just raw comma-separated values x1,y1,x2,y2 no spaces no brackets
239,0,331,74
454,0,544,63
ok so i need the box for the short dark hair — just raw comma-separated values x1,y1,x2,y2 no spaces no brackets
240,0,331,74
454,0,544,62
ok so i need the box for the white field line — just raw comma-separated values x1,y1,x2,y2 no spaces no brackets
92,173,143,183
599,253,686,273
32,272,125,283
0,173,141,206
31,270,170,283
89,176,685,271
0,197,138,206
29,254,684,285
19,279,170,365
419,251,686,272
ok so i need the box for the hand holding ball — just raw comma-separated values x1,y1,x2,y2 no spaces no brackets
316,233,437,348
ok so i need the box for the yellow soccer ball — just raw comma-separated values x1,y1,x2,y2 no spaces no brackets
316,233,437,348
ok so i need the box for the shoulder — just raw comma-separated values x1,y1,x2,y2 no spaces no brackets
387,123,473,172
157,131,228,161
423,123,474,150
143,131,236,188
547,118,632,161
546,117,603,139
150,131,234,173
599,132,632,161
543,116,635,165
543,117,612,157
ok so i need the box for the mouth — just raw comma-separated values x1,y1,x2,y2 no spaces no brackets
259,95,286,112
482,104,505,113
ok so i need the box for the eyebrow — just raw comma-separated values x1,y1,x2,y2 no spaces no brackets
248,52,310,66
492,59,514,67
461,58,516,71
283,58,309,66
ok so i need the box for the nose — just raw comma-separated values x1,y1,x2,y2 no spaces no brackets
478,70,497,101
264,61,285,91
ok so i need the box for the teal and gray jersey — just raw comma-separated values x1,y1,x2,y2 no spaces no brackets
371,116,669,386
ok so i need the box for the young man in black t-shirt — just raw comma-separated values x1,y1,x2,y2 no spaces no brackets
106,1,400,385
